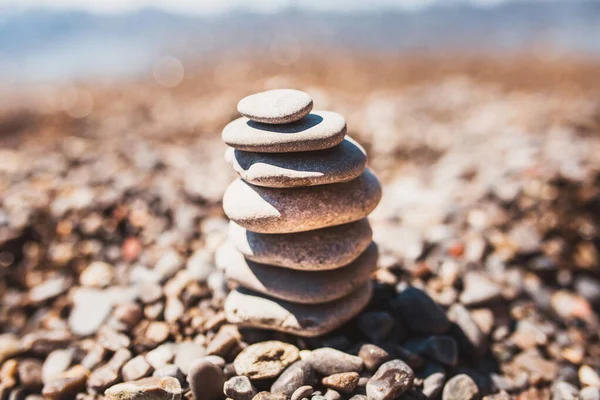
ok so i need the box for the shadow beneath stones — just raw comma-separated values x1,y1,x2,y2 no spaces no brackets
246,113,323,134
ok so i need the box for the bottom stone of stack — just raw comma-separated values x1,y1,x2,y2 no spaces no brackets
224,282,373,337
218,241,377,304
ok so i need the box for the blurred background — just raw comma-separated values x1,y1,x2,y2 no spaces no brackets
2,1,600,398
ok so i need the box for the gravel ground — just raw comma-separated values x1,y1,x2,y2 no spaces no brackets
1,55,600,400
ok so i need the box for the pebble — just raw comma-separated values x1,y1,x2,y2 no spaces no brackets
174,342,207,375
146,343,175,369
405,336,458,367
366,359,415,400
580,365,600,387
105,376,182,400
42,349,72,383
28,277,72,304
322,372,360,393
291,385,314,400
188,359,225,400
394,287,451,335
225,283,372,337
226,137,366,188
68,288,113,336
459,272,502,306
18,359,43,390
79,261,114,288
223,169,381,234
447,304,488,358
153,364,185,386
224,376,257,400
122,355,153,382
222,111,346,153
0,334,20,363
253,392,287,400
227,219,372,270
442,374,479,400
237,89,313,124
357,344,391,372
42,365,89,400
206,325,241,358
234,341,299,380
357,311,395,343
552,381,579,400
271,361,316,398
581,387,600,400
221,241,377,304
305,348,363,376
423,370,446,399
324,389,342,400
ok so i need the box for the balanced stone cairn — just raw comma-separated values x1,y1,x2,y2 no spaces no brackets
220,89,382,337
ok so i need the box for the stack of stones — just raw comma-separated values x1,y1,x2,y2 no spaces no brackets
219,89,382,337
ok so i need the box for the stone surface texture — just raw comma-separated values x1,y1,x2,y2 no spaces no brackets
237,89,313,124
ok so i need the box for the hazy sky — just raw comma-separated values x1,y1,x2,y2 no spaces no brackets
0,0,548,14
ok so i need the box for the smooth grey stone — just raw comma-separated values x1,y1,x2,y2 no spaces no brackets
220,242,377,304
228,219,372,271
442,374,479,400
271,361,316,398
307,348,364,376
225,137,366,188
224,283,373,337
223,169,381,234
187,359,225,400
222,111,346,153
357,344,391,372
237,89,313,124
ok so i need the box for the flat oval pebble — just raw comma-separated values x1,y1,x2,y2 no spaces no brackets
222,111,346,153
224,283,372,337
237,89,313,124
225,137,366,188
219,242,377,304
227,219,372,270
223,169,381,234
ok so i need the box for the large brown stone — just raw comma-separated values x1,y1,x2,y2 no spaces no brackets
227,219,372,270
222,111,346,153
224,283,373,337
223,169,381,234
225,137,366,188
220,242,377,304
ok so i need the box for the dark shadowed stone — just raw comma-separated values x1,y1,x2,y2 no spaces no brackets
187,360,225,400
221,241,377,304
366,359,415,400
404,336,458,367
447,304,488,359
393,287,451,335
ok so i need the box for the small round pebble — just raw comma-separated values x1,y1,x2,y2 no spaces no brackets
223,169,381,234
291,386,314,400
222,111,346,153
228,219,372,271
234,341,300,380
220,241,377,304
187,359,225,400
366,359,415,400
224,376,257,400
226,284,372,337
237,89,313,124
358,344,391,372
442,374,479,400
321,372,360,393
225,137,366,188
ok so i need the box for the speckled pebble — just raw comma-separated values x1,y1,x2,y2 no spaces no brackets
223,169,381,234
227,219,372,271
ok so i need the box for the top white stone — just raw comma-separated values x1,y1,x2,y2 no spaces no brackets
237,89,313,124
